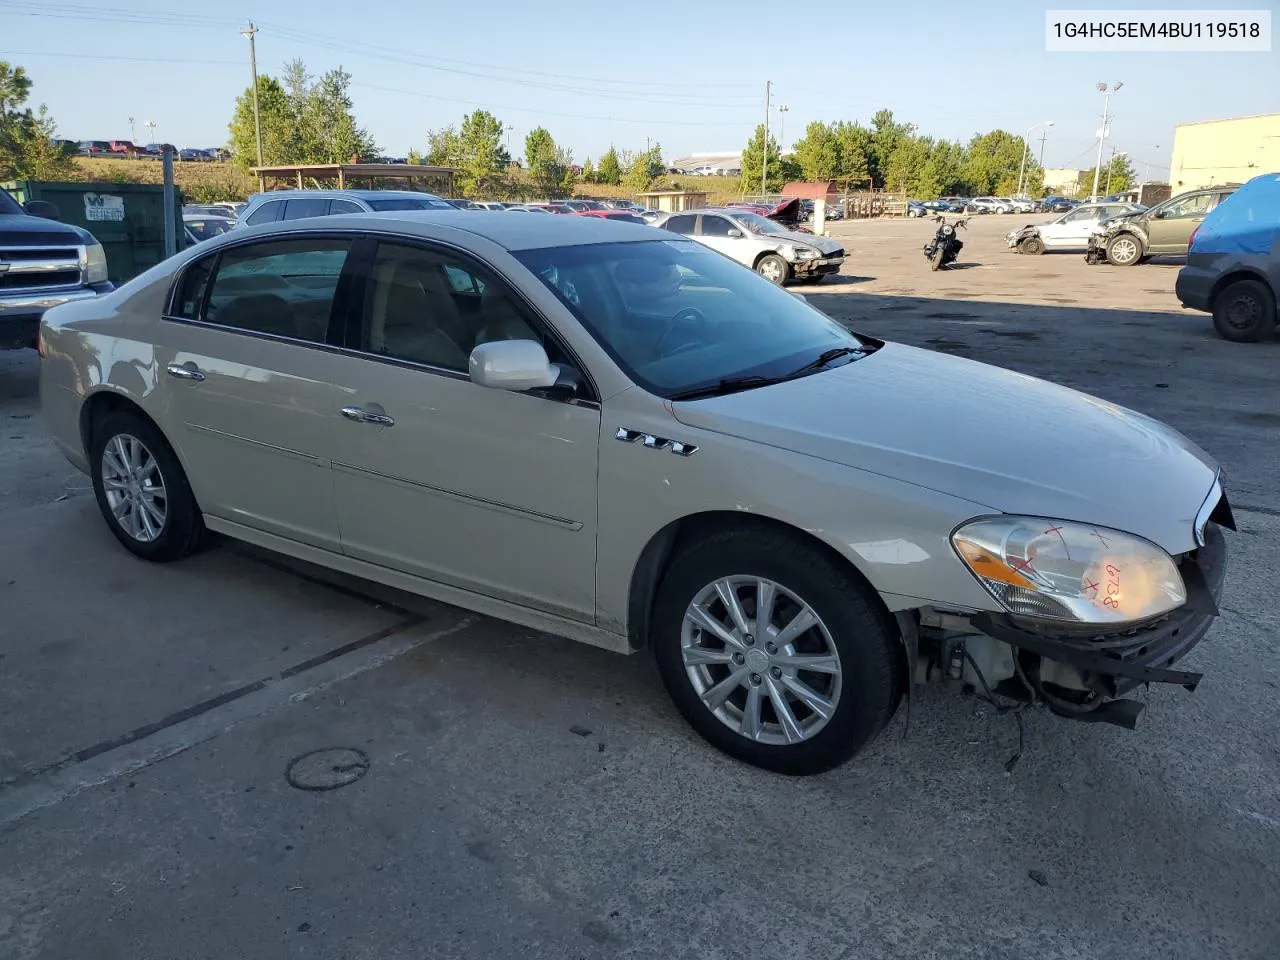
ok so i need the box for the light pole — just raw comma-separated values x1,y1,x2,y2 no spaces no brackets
777,104,789,151
1016,120,1054,197
128,116,136,143
1105,149,1128,195
761,80,772,199
145,120,157,146
1090,81,1122,200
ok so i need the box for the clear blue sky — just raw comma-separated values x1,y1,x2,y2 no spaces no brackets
2,0,1277,176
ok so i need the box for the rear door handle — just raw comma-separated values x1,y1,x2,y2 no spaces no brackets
166,362,206,382
341,405,395,427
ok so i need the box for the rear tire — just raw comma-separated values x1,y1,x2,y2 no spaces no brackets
89,409,206,562
652,528,901,775
1212,278,1277,343
755,253,790,285
1019,236,1044,255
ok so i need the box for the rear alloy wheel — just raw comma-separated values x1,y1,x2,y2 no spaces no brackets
755,253,790,285
652,529,900,775
1019,236,1044,255
1212,278,1277,343
90,410,205,561
1105,233,1142,266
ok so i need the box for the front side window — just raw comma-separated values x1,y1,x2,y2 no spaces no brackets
362,242,545,372
204,237,351,342
243,199,285,226
662,214,697,235
1160,193,1212,219
700,216,737,237
731,211,787,235
515,239,869,398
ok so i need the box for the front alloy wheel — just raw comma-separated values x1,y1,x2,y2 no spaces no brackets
1106,233,1142,266
652,528,901,775
682,576,842,746
755,253,789,285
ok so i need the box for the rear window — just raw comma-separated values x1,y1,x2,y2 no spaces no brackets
243,200,285,226
0,187,21,216
365,197,454,211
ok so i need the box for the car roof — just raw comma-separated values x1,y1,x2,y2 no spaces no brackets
225,209,662,251
246,189,444,202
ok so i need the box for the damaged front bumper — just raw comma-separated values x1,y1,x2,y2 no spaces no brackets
919,518,1230,729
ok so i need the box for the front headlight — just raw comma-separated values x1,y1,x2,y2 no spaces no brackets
791,246,819,260
84,242,109,284
951,517,1186,624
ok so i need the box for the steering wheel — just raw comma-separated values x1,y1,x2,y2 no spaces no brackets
654,306,706,357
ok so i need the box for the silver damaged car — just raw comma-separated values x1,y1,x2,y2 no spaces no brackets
39,212,1233,774
652,208,845,285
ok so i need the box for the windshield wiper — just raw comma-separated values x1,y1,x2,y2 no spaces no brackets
786,346,863,377
668,375,787,401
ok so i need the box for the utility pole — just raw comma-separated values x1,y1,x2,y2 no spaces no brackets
1144,145,1159,182
241,20,264,169
1016,121,1053,198
1090,81,1122,200
1038,129,1050,169
128,116,136,143
760,80,772,199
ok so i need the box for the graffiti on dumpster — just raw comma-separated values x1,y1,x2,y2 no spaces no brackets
84,193,125,222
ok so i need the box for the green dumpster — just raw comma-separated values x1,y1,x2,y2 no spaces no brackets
2,180,185,284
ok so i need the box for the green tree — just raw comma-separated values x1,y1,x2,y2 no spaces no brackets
581,157,595,183
423,126,463,167
918,139,968,198
792,121,839,181
597,146,621,185
740,124,783,194
0,62,77,181
883,135,934,198
229,75,295,168
964,130,1027,195
1102,153,1136,193
868,109,911,188
524,126,566,198
623,143,664,192
456,109,509,197
305,67,377,162
831,121,871,188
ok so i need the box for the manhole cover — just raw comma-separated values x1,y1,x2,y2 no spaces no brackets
286,747,370,792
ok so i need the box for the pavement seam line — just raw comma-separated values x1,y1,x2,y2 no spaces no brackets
0,615,477,830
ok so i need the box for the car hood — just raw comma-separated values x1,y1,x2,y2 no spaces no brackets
0,214,94,245
754,227,843,254
671,342,1217,553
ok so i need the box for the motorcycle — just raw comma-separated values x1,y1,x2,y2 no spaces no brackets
923,215,968,270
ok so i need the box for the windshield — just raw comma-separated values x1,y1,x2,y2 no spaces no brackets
0,187,23,216
514,239,869,397
731,211,787,235
365,197,453,211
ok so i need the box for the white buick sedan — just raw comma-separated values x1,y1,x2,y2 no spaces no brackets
39,213,1231,774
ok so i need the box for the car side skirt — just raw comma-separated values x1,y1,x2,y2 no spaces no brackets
203,516,635,655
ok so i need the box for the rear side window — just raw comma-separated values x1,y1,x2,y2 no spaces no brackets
282,197,331,220
329,199,364,214
202,238,352,343
243,200,285,226
663,214,696,235
172,256,215,319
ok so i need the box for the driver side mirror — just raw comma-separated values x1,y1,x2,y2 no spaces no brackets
469,340,559,392
1153,209,1166,218
726,228,743,238
24,200,60,220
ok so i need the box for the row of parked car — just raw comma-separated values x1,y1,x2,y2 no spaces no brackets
72,140,231,162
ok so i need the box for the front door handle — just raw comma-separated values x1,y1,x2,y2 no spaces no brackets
341,405,395,427
166,362,206,382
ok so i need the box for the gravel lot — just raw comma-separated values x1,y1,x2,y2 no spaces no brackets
2,214,1277,960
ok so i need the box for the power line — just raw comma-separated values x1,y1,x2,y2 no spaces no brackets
349,80,748,128
0,1,759,95
1,49,241,65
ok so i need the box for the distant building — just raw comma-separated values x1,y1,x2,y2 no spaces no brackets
1169,113,1280,191
1043,167,1084,196
669,152,742,176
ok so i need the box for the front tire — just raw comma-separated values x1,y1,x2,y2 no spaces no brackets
1105,233,1142,266
89,409,206,561
1019,236,1044,255
755,253,790,285
1212,278,1277,342
652,528,901,775
930,246,946,271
